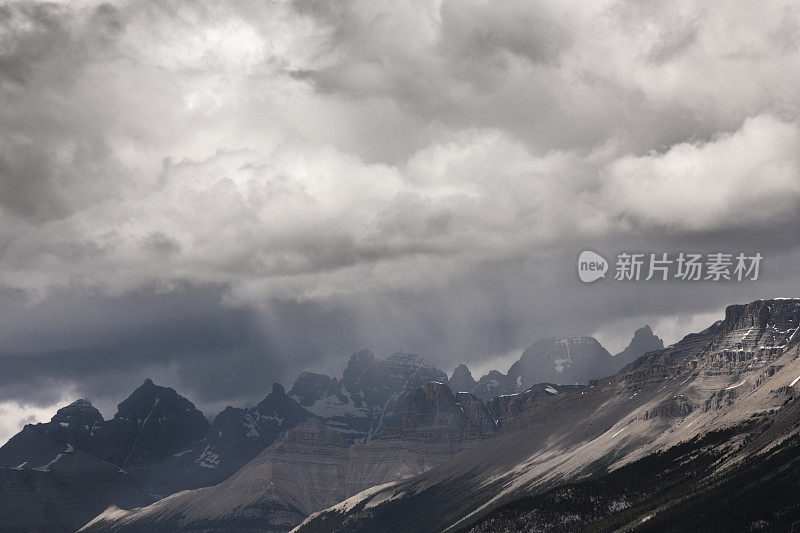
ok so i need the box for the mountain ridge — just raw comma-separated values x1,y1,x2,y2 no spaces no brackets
292,298,800,532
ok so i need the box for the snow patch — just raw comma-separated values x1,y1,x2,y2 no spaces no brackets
610,426,627,439
195,446,220,468
34,454,64,472
725,379,747,390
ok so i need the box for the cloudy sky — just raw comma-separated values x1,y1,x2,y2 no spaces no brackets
1,0,799,443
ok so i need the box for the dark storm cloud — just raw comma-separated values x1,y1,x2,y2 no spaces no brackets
1,0,800,439
0,286,370,419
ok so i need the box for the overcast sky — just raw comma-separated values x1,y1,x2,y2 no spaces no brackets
1,0,800,444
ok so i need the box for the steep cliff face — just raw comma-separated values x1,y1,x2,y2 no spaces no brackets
721,299,800,333
455,392,500,436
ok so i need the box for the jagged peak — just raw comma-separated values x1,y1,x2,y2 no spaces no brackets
480,369,506,379
51,398,103,423
451,363,473,377
114,378,205,421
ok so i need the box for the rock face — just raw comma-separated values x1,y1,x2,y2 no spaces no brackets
288,350,449,442
382,382,497,441
209,382,311,464
294,298,800,533
449,364,478,393
473,369,508,399
455,392,500,436
611,325,664,370
99,379,210,467
81,382,495,532
721,298,800,333
509,336,612,388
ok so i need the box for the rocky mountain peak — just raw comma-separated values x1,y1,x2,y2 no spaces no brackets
383,382,496,441
51,398,102,421
508,336,611,389
115,379,194,420
105,379,210,466
449,364,477,393
626,325,663,353
289,372,344,407
612,325,665,370
48,399,104,450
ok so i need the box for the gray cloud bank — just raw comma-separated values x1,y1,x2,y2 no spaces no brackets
1,0,800,430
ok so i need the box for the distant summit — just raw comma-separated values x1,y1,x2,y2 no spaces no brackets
453,327,663,400
611,325,664,370
449,364,477,393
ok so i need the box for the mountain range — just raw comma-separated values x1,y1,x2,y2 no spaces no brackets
0,320,668,531
290,298,800,532
455,325,663,400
